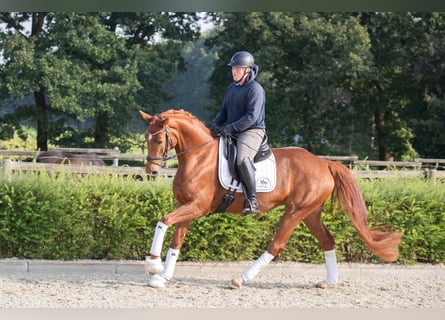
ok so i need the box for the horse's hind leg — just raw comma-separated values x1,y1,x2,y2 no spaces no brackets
229,204,313,289
303,207,338,288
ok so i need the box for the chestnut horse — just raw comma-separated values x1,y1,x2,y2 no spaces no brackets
140,109,402,289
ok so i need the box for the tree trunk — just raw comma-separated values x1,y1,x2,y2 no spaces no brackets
374,109,393,161
34,90,48,151
94,113,109,148
32,13,49,151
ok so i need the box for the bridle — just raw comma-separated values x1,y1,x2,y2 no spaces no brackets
145,126,173,165
145,114,214,167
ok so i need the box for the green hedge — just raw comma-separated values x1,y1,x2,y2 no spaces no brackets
0,172,444,264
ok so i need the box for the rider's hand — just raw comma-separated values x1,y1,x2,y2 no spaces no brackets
209,122,230,137
220,126,230,137
209,122,220,135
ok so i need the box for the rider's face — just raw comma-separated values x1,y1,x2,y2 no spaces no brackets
232,66,250,83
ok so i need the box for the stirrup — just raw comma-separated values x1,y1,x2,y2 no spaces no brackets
242,199,260,214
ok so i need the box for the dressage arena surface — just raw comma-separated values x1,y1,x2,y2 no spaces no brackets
0,259,444,309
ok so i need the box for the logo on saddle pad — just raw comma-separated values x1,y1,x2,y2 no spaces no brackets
217,137,277,193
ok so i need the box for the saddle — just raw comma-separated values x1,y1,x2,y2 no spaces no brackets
224,135,272,179
214,135,276,213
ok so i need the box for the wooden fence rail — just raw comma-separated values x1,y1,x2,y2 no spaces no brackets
2,149,444,167
0,147,146,167
415,158,445,168
0,158,177,180
1,158,444,182
1,148,445,180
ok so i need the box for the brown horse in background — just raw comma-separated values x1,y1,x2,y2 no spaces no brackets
37,150,105,166
140,109,402,289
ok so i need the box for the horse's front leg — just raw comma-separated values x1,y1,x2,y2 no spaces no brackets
145,202,207,288
146,221,190,288
144,221,169,276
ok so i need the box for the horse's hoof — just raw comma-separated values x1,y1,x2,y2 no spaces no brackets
228,277,243,289
145,257,164,275
148,274,168,288
315,281,337,289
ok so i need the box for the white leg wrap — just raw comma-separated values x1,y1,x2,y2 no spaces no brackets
324,249,338,285
241,251,275,282
160,248,180,280
150,221,168,256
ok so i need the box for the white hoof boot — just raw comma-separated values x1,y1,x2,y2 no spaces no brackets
145,257,164,275
148,274,168,288
228,277,243,289
315,281,337,289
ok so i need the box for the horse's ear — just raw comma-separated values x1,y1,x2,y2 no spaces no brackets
139,110,152,121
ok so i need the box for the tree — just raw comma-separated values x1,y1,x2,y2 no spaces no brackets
161,29,219,122
0,12,201,150
359,12,426,160
43,13,142,149
406,12,445,158
206,13,374,155
206,12,445,159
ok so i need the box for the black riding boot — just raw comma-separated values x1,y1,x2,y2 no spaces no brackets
238,158,260,214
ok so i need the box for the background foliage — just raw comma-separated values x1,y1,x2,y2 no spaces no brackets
1,12,444,160
0,173,443,264
0,12,201,151
206,12,445,160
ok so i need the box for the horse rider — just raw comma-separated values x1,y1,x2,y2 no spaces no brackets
210,51,266,214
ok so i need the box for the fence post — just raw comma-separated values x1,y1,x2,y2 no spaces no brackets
1,159,12,182
429,168,438,185
113,147,120,167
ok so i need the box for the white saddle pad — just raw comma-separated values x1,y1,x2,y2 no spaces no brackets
217,137,276,193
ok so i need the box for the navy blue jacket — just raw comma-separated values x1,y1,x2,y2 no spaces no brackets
212,64,266,134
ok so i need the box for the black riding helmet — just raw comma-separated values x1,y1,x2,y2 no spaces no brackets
227,51,255,68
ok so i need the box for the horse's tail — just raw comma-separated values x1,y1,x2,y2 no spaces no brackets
328,161,402,262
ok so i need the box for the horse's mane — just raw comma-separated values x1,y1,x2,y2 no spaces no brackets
163,108,197,119
163,108,208,131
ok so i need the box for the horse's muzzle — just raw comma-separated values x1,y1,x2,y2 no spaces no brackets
145,165,160,177
149,170,160,177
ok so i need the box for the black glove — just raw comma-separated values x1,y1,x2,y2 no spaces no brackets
220,126,230,137
209,122,220,135
209,122,230,137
